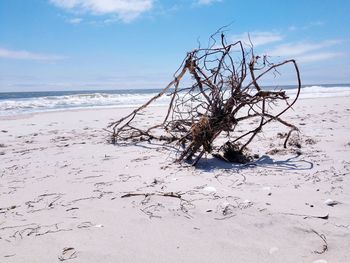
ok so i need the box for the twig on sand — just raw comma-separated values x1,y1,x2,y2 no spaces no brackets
281,212,329,220
121,192,183,199
10,223,73,239
214,214,236,220
58,247,77,261
312,229,328,254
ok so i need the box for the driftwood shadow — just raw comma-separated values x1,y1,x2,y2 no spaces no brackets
112,141,313,172
195,154,314,172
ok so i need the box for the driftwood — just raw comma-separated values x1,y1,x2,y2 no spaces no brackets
108,31,301,166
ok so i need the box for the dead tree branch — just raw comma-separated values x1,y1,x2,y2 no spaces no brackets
108,31,301,166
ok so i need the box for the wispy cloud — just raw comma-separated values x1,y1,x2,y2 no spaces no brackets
231,31,283,47
268,40,341,57
288,21,325,32
0,47,67,61
67,17,83,24
267,40,343,63
230,28,343,64
296,52,343,63
50,0,154,23
302,21,325,30
195,0,222,5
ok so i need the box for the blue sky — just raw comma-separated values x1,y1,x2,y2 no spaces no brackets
0,0,349,92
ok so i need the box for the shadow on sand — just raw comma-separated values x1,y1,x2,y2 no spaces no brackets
113,141,313,172
195,154,314,172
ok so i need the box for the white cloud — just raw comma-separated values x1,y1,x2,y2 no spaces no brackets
195,0,222,5
67,17,83,24
296,52,343,63
231,31,283,47
50,0,153,22
302,21,325,30
0,48,67,61
267,40,343,63
287,21,325,32
268,40,341,57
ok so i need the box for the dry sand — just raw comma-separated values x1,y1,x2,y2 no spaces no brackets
0,96,349,262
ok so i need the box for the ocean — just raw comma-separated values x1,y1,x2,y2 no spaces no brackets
0,84,350,116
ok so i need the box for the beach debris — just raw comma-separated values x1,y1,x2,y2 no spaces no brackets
121,191,182,199
213,141,253,163
108,29,301,166
240,199,253,209
140,203,165,219
262,187,272,196
287,133,302,148
315,213,329,220
0,205,18,213
281,212,329,220
312,229,328,254
305,138,317,145
214,199,251,219
214,202,236,220
4,223,73,240
217,201,235,216
25,193,63,212
66,207,79,212
58,247,77,261
214,214,236,220
77,222,94,229
151,178,164,186
323,198,340,206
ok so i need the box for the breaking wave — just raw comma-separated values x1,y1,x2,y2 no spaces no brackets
0,85,349,116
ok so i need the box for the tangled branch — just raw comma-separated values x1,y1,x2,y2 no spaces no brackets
108,31,301,166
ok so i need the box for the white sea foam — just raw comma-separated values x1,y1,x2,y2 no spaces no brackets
0,85,349,116
286,85,350,99
0,92,170,116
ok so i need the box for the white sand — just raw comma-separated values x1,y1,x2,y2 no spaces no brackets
0,97,349,262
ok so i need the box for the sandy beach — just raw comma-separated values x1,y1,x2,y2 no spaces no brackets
0,96,349,263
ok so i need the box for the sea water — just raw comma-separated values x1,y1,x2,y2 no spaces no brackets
0,84,349,116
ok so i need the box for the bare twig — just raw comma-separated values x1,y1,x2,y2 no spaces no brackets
121,192,182,199
312,229,328,254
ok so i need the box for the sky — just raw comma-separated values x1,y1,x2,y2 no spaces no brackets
0,0,349,92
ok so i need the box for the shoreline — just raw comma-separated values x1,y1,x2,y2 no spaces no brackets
0,94,348,120
1,85,350,119
0,103,170,121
